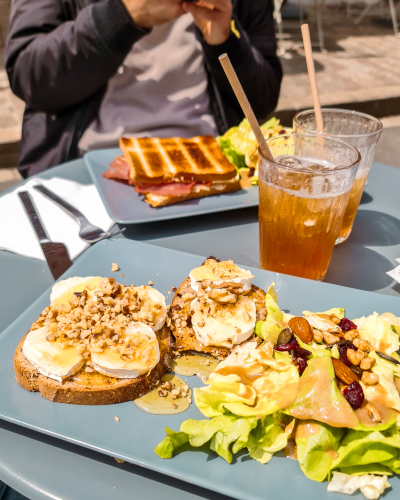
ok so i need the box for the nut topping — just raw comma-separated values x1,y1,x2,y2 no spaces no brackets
366,403,382,423
288,317,313,344
361,371,379,385
208,288,237,304
332,358,359,385
30,278,162,368
360,356,376,371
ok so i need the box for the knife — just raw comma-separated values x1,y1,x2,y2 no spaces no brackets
18,191,73,280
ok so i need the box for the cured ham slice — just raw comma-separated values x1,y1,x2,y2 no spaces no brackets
134,182,195,197
103,157,130,181
104,156,214,199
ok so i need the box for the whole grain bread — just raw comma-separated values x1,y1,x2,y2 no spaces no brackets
14,325,173,405
169,270,267,360
144,179,241,208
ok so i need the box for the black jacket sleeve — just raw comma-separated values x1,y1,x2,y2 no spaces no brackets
6,0,149,114
201,0,282,124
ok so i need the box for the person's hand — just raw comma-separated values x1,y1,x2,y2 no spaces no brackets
182,0,233,46
121,0,185,29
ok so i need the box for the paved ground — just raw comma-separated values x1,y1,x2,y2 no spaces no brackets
277,5,400,116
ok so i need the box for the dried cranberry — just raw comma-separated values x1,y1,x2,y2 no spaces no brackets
296,345,312,357
343,381,364,409
279,130,286,135
339,318,357,332
295,356,308,375
339,343,357,366
274,339,298,352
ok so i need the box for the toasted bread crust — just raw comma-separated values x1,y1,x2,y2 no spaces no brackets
120,136,237,184
170,276,266,359
14,326,173,405
144,178,241,208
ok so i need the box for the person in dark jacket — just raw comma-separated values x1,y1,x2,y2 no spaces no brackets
6,0,282,178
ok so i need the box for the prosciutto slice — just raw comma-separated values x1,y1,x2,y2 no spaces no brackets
134,182,195,197
104,156,213,197
103,157,130,181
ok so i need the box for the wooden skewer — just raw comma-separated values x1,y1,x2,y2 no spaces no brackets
219,53,274,161
301,24,324,133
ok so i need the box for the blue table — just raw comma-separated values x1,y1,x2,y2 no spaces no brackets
1,158,399,500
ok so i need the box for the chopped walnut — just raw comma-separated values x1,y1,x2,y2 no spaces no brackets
111,263,119,272
32,277,163,377
181,293,195,302
208,288,237,304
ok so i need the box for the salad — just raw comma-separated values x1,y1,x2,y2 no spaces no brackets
156,284,400,500
218,118,293,187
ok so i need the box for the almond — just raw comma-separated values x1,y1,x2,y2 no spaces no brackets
332,358,359,385
288,317,313,344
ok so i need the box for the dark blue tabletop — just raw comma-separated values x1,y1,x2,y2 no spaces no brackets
0,158,399,500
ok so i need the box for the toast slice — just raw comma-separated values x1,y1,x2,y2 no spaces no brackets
14,325,173,405
169,263,267,360
144,178,241,208
120,136,237,184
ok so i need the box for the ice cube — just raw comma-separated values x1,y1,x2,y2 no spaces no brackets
278,156,302,168
304,163,325,171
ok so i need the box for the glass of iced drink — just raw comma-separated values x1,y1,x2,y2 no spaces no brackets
293,109,382,244
259,133,360,281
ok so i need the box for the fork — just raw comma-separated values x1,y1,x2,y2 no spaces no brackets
33,185,126,243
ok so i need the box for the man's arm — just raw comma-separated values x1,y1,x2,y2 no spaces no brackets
5,0,185,114
191,0,282,123
5,0,149,114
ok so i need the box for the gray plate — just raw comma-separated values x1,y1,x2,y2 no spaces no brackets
85,148,258,223
1,239,399,500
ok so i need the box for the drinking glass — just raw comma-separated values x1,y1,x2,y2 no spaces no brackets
258,133,360,281
293,109,382,244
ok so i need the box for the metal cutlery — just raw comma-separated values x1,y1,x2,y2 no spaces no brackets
33,184,125,243
18,191,73,280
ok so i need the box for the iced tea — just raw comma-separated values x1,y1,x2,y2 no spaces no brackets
293,109,382,244
259,177,351,281
338,174,368,241
259,135,360,281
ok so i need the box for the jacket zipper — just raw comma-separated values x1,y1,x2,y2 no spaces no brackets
63,0,83,162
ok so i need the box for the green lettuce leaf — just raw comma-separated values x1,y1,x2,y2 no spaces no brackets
302,308,345,319
217,136,247,170
211,417,258,462
155,413,286,464
331,424,400,471
352,312,400,354
288,354,359,429
255,283,283,342
266,282,278,304
296,421,345,481
155,427,189,459
194,372,257,418
194,345,299,419
247,414,288,464
338,464,393,476
362,352,400,412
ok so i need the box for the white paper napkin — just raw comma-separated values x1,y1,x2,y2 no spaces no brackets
0,177,114,261
387,258,400,283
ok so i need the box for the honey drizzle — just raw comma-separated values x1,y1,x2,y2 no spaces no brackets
134,374,191,415
172,354,219,378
